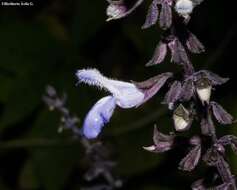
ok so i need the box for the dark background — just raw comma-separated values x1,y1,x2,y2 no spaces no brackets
0,0,237,189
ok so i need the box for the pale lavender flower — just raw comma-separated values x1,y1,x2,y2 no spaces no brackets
76,68,145,138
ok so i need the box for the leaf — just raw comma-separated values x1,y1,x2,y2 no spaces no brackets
146,41,167,66
210,101,233,125
29,110,82,190
142,0,159,29
19,159,40,190
0,19,68,131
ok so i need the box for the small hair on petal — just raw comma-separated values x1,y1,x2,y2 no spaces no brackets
76,68,105,89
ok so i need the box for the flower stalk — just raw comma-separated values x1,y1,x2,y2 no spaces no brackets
76,0,237,189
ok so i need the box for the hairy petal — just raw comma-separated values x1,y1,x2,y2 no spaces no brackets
142,0,159,29
146,42,167,66
134,72,173,105
76,68,144,108
159,2,172,29
163,81,182,109
186,31,205,54
210,101,233,125
83,96,116,139
179,145,201,171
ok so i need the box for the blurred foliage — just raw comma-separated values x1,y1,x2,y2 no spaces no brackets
0,0,237,190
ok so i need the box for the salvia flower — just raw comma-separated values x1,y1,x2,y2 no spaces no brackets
142,0,173,29
106,0,144,21
76,68,145,138
173,104,192,131
143,126,175,153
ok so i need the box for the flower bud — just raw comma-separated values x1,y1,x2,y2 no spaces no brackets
175,0,193,19
195,78,212,105
106,4,127,21
173,104,190,131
